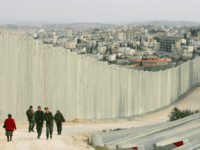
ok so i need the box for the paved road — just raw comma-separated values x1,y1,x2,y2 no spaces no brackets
1,87,200,150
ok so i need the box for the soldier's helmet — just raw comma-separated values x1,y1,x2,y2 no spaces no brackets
44,107,49,110
57,110,60,113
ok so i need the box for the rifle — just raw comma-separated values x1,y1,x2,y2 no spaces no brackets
53,121,56,129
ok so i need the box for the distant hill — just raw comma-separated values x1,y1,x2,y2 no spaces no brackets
127,21,200,27
0,22,115,32
40,22,115,30
1,21,200,33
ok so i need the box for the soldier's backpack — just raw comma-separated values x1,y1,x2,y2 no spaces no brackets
26,109,33,118
56,113,62,122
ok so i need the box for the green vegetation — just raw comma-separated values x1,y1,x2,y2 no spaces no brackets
139,60,143,66
77,38,81,44
121,62,129,66
95,146,108,150
102,128,127,133
168,107,200,121
154,37,160,42
108,61,117,65
109,128,126,132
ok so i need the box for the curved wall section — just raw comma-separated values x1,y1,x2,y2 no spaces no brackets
0,29,200,123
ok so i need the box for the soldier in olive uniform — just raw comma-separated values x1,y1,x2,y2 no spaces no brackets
26,106,35,132
44,107,53,139
34,106,44,139
54,110,65,135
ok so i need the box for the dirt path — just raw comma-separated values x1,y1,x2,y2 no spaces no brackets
1,88,200,150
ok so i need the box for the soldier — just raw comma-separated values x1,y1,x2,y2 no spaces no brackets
54,110,65,135
26,106,35,132
34,106,44,139
44,107,53,139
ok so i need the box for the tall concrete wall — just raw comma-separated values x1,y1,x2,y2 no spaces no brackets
0,29,200,123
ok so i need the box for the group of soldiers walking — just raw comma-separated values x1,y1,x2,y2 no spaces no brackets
26,106,65,139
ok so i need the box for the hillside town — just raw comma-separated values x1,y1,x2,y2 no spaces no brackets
27,24,200,71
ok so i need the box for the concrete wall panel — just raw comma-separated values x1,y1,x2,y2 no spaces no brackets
12,31,19,122
1,29,200,123
127,69,133,116
0,29,4,123
52,47,58,117
93,59,98,118
145,72,150,112
4,30,10,120
27,36,34,109
105,64,110,118
138,71,143,114
115,66,121,117
198,58,200,82
19,35,25,122
166,69,171,105
149,72,154,111
132,70,138,115
141,71,146,114
96,61,102,118
157,71,162,109
154,72,158,110
124,69,129,117
48,45,54,114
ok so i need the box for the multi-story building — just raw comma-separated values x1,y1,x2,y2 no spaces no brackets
160,37,179,52
153,42,160,51
97,46,107,54
64,28,72,38
157,30,165,36
197,30,200,41
106,54,116,61
116,32,124,40
123,32,126,40
126,29,134,40
65,41,76,49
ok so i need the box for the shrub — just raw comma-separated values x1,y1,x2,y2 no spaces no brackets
95,146,108,150
168,107,200,121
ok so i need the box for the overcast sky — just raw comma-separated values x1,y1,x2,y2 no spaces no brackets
0,0,200,24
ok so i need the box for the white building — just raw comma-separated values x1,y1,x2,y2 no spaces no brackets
140,29,148,33
98,42,105,47
64,28,72,38
181,39,187,45
116,32,124,40
97,46,107,54
188,46,194,53
65,41,76,49
125,48,135,56
117,53,122,57
182,46,194,54
118,47,135,56
153,42,160,51
106,54,116,61
88,40,97,47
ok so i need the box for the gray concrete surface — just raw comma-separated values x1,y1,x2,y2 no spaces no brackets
1,29,200,123
104,113,200,149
